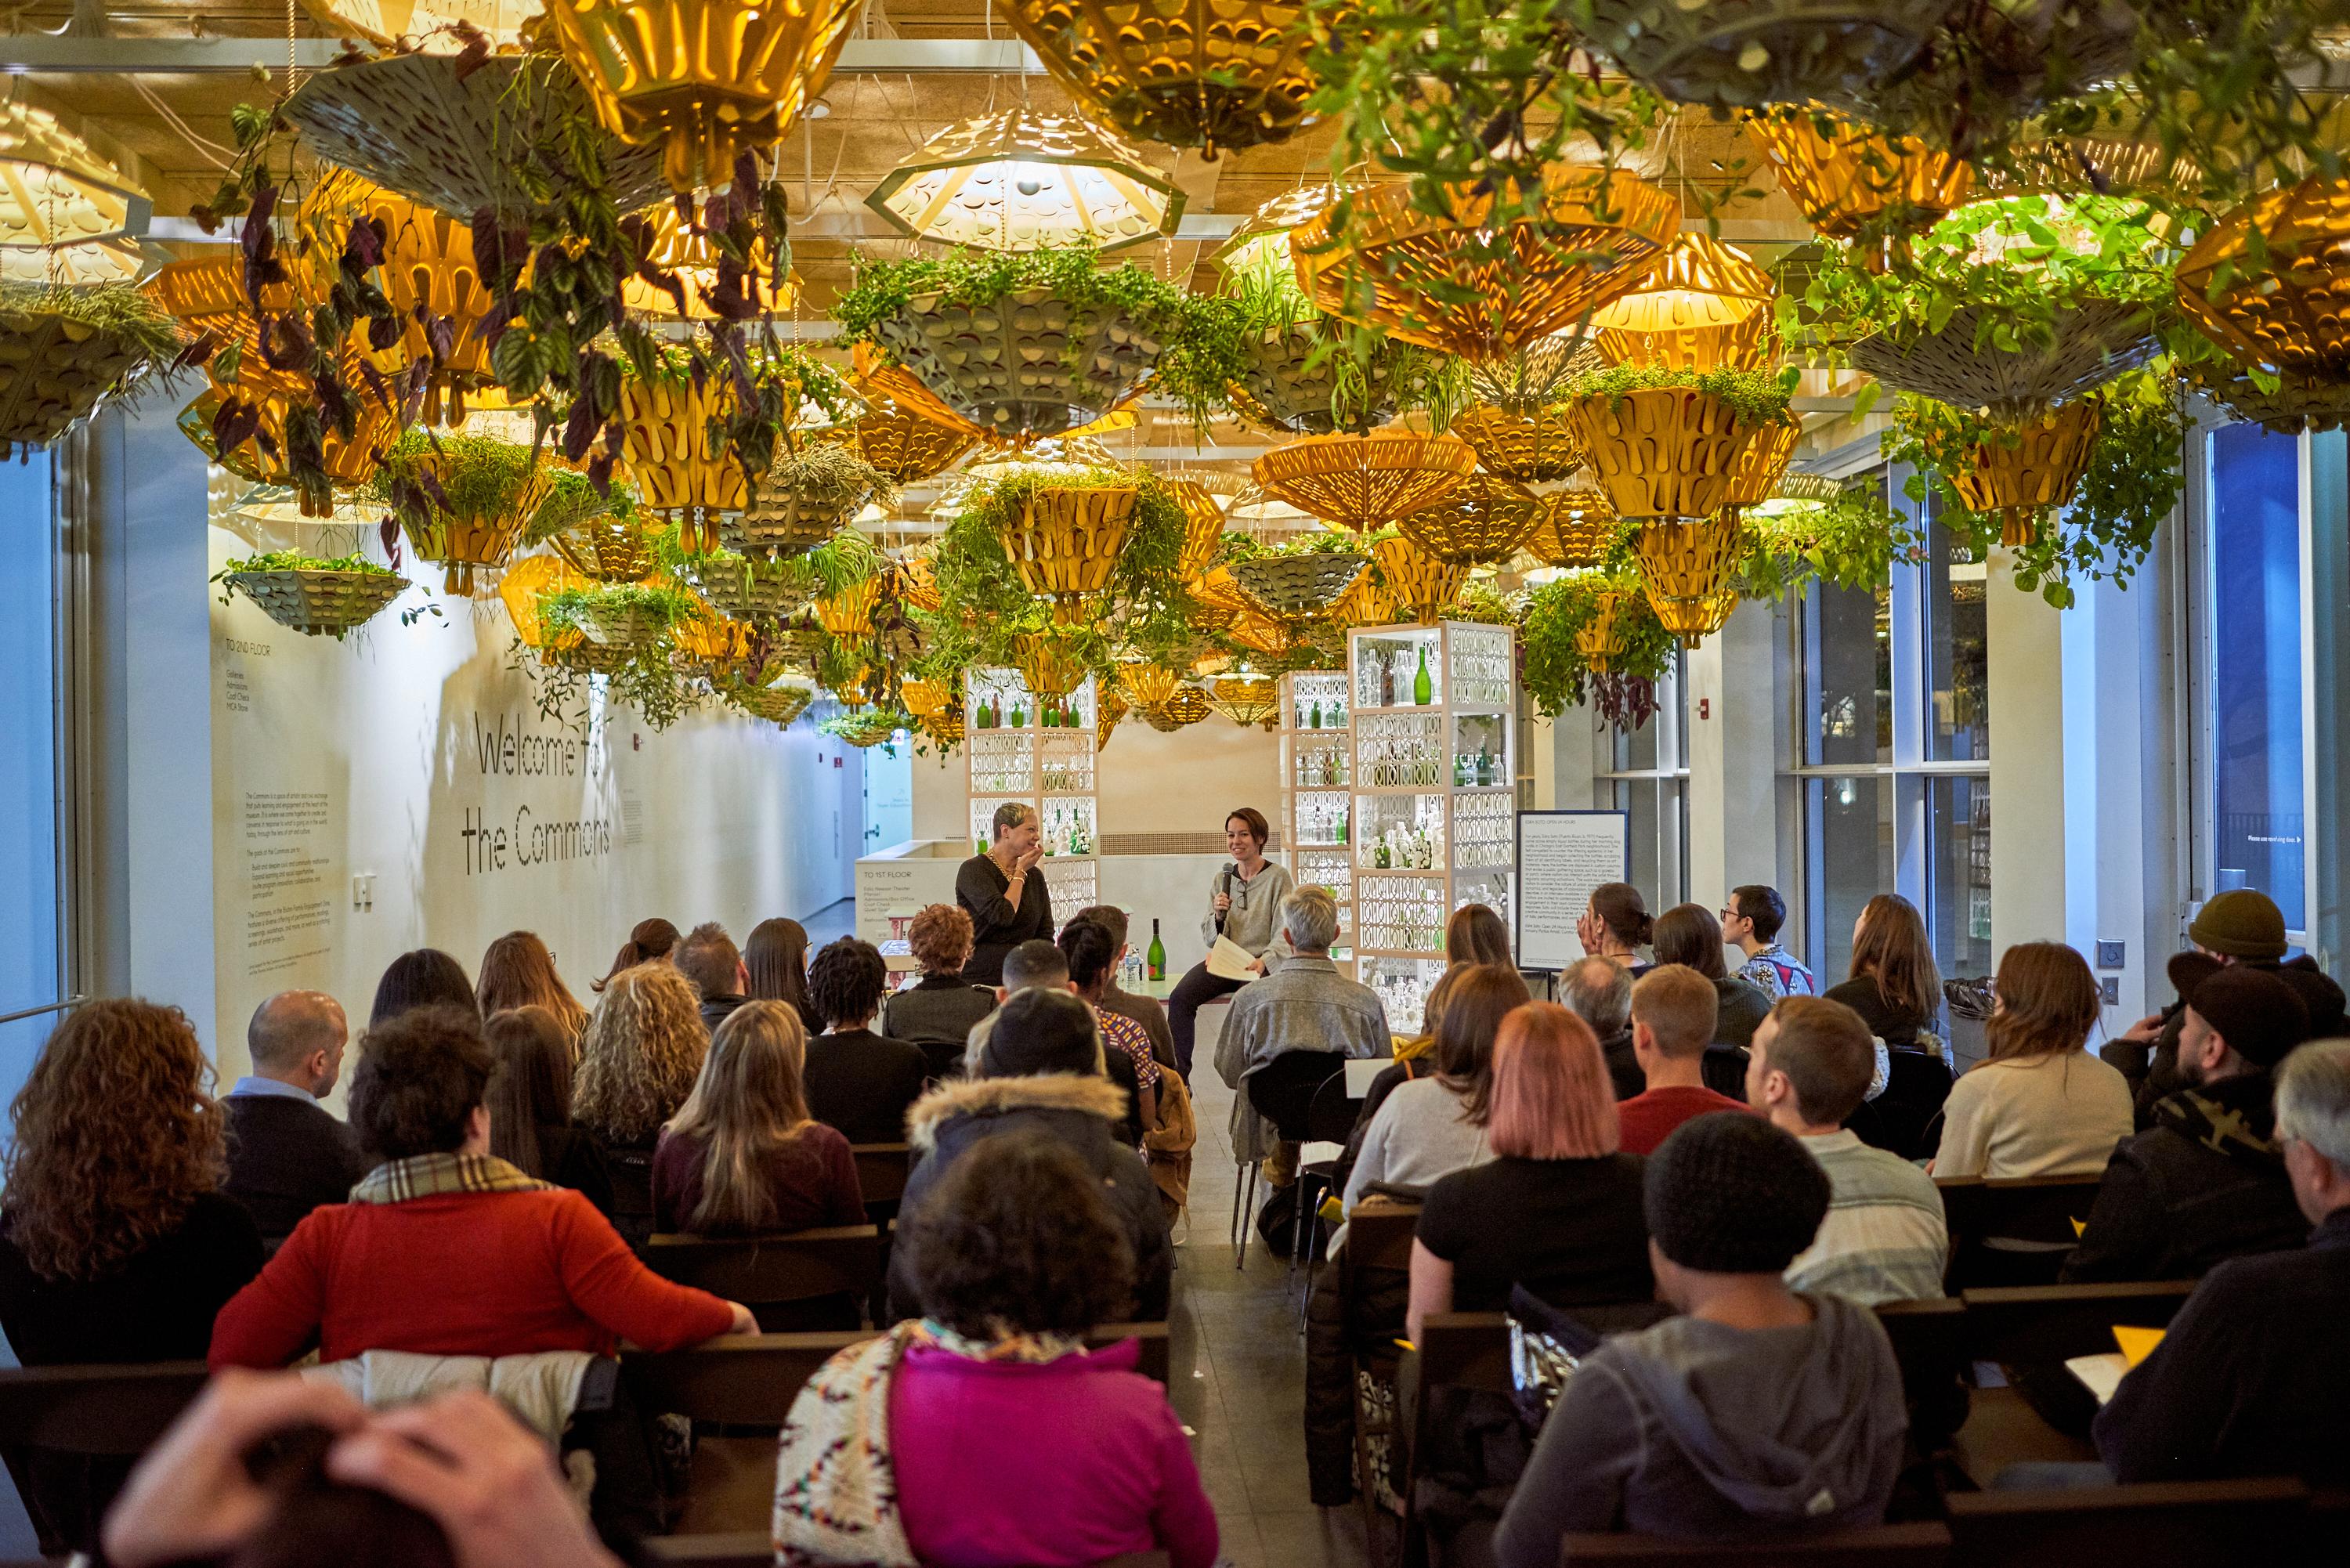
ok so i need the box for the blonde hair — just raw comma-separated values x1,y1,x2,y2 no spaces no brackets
573,962,707,1147
476,931,590,1049
1984,941,2099,1063
664,1001,815,1233
1631,964,1718,1059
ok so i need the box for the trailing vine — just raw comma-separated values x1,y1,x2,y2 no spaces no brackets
1519,569,1676,730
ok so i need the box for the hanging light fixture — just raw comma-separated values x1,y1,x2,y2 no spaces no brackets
1590,233,1778,374
298,2,541,49
0,100,150,285
866,107,1184,254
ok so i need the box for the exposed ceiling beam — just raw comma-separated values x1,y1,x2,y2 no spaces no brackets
0,36,1042,74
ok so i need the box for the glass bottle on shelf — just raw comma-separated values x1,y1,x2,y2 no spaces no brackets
1311,698,1323,729
1413,646,1433,705
1147,920,1166,981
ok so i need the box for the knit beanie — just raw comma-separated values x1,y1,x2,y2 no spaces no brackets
981,988,1098,1078
2189,890,2289,960
2184,966,2309,1070
1644,1111,1831,1274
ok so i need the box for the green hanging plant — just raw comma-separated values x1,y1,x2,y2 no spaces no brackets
537,580,701,637
832,247,1189,346
802,522,889,598
1520,568,1676,730
1563,363,1801,425
1733,484,1929,602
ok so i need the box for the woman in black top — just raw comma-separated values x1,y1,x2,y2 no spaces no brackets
1831,892,1952,1160
803,938,931,1144
570,962,708,1245
881,904,997,1080
1408,1002,1650,1343
0,1000,266,1553
956,802,1050,986
1652,903,1772,1050
483,1006,616,1215
744,916,814,1025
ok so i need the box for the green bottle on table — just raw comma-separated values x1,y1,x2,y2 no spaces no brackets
1147,919,1166,981
1413,647,1432,705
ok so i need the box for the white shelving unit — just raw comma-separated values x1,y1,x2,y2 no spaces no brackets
1347,620,1518,1031
1278,669,1355,979
964,666,1100,913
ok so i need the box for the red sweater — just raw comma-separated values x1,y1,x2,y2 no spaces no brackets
208,1187,735,1370
1614,1085,1755,1156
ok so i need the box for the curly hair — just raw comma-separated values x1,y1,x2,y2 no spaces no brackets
1,999,227,1283
349,1006,496,1161
573,962,708,1147
904,1129,1135,1338
907,904,974,977
807,938,888,1030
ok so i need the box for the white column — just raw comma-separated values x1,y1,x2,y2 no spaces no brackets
1685,598,1780,914
1985,549,2070,959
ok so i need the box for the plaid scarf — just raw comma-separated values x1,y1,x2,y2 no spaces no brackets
348,1152,553,1205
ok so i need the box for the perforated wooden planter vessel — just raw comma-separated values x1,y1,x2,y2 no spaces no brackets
1394,473,1544,565
1448,403,1585,484
1746,107,1972,241
1000,0,1321,156
1526,488,1621,569
223,569,410,639
551,521,657,583
1233,551,1371,620
2176,176,2350,393
1230,324,1398,435
689,561,816,624
0,309,151,454
1253,430,1477,529
1575,588,1634,671
1567,386,1766,521
620,374,746,555
1578,0,1950,111
1849,301,2158,417
1370,534,1468,624
1000,485,1139,616
1634,517,1744,645
1950,400,2103,548
573,600,670,649
1716,417,1802,516
865,287,1164,440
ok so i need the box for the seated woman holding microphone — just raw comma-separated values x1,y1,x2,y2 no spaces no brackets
1167,807,1296,1076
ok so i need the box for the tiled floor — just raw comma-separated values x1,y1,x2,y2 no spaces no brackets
1173,1059,1375,1568
800,896,857,949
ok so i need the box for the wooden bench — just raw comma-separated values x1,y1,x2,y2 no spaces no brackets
0,1360,213,1556
1950,1281,2197,1484
850,1142,911,1212
1943,1476,2308,1567
1339,1199,1421,1535
1874,1295,1970,1454
624,1324,1169,1534
1557,1522,1954,1565
638,1539,1170,1568
644,1225,882,1332
1934,1175,2104,1292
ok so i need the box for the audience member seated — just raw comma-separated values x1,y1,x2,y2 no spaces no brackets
2095,1038,2350,1485
2064,964,2312,1282
482,1006,615,1214
672,921,750,1037
1408,1003,1650,1343
1653,903,1772,1050
1617,966,1753,1156
1723,883,1818,999
1330,966,1463,1202
1446,901,1514,970
210,1004,752,1368
804,936,931,1145
1749,997,1948,1305
1492,1114,1907,1563
882,903,998,1080
743,916,814,1024
1579,881,1654,977
102,1371,624,1568
1343,966,1530,1216
369,949,478,1028
890,988,1171,1323
1065,916,1162,1146
653,1000,863,1235
0,1000,266,1554
1071,902,1176,1069
1831,894,1953,1161
224,991,370,1249
592,917,678,992
2100,888,2288,1121
1930,941,2134,1179
1217,887,1391,1190
1560,955,1640,1100
473,930,590,1053
569,963,709,1245
776,1133,1216,1568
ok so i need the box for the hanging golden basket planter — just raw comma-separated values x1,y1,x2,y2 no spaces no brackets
862,287,1164,441
688,558,815,624
902,677,953,719
0,99,150,286
1466,334,1605,416
1394,472,1544,565
830,707,909,749
920,707,967,748
1016,632,1088,700
284,52,669,224
728,678,819,727
573,598,672,649
1095,688,1126,750
1371,534,1468,624
299,2,542,49
1715,416,1802,518
1228,323,1401,435
1745,107,1973,241
1190,645,1235,677
618,370,744,554
1634,517,1744,645
2191,369,2350,434
2175,175,2350,388
830,392,982,485
551,520,660,583
544,0,864,193
999,0,1320,157
865,107,1184,254
620,201,799,320
1950,400,2103,548
1449,403,1586,484
302,171,496,425
1118,661,1182,711
499,555,588,652
1187,565,1250,633
400,446,552,597
1849,300,2158,418
1332,564,1394,627
1293,168,1678,360
1169,479,1227,580
815,575,884,638
1206,670,1283,730
895,553,944,614
999,483,1140,618
1567,386,1768,520
1526,486,1621,569
1578,0,1951,114
222,566,411,640
178,390,399,519
0,308,163,455
1253,429,1478,530
1574,587,1632,672
1147,685,1214,731
1232,550,1371,621
1591,233,1778,374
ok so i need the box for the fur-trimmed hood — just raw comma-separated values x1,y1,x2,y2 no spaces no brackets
905,1072,1129,1153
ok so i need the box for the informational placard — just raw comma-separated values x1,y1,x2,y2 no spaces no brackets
1517,811,1632,972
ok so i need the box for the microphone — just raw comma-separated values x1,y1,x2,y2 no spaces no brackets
1215,863,1237,933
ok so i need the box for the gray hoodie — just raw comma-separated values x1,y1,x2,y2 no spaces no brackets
1493,1293,1907,1566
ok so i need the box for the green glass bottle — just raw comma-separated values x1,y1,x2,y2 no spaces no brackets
1311,699,1322,729
1413,646,1433,705
1146,919,1166,981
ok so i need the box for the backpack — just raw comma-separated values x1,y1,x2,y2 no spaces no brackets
1144,1064,1195,1216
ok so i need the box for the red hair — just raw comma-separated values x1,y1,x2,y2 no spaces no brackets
1485,1003,1620,1161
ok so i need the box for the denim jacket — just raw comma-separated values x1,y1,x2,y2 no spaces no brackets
1213,956,1391,1161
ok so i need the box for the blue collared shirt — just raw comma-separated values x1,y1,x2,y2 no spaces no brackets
227,1075,317,1104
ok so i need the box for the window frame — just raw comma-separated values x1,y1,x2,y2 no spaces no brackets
1592,647,1692,910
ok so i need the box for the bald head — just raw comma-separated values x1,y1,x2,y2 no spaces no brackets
1560,956,1633,1038
248,991,349,1095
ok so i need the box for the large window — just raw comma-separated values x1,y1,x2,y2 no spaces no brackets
2199,421,2308,933
1596,650,1690,912
1786,471,1993,982
0,451,67,1111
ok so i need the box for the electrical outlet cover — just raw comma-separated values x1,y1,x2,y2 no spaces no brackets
2096,940,2126,970
2100,977,2120,1006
